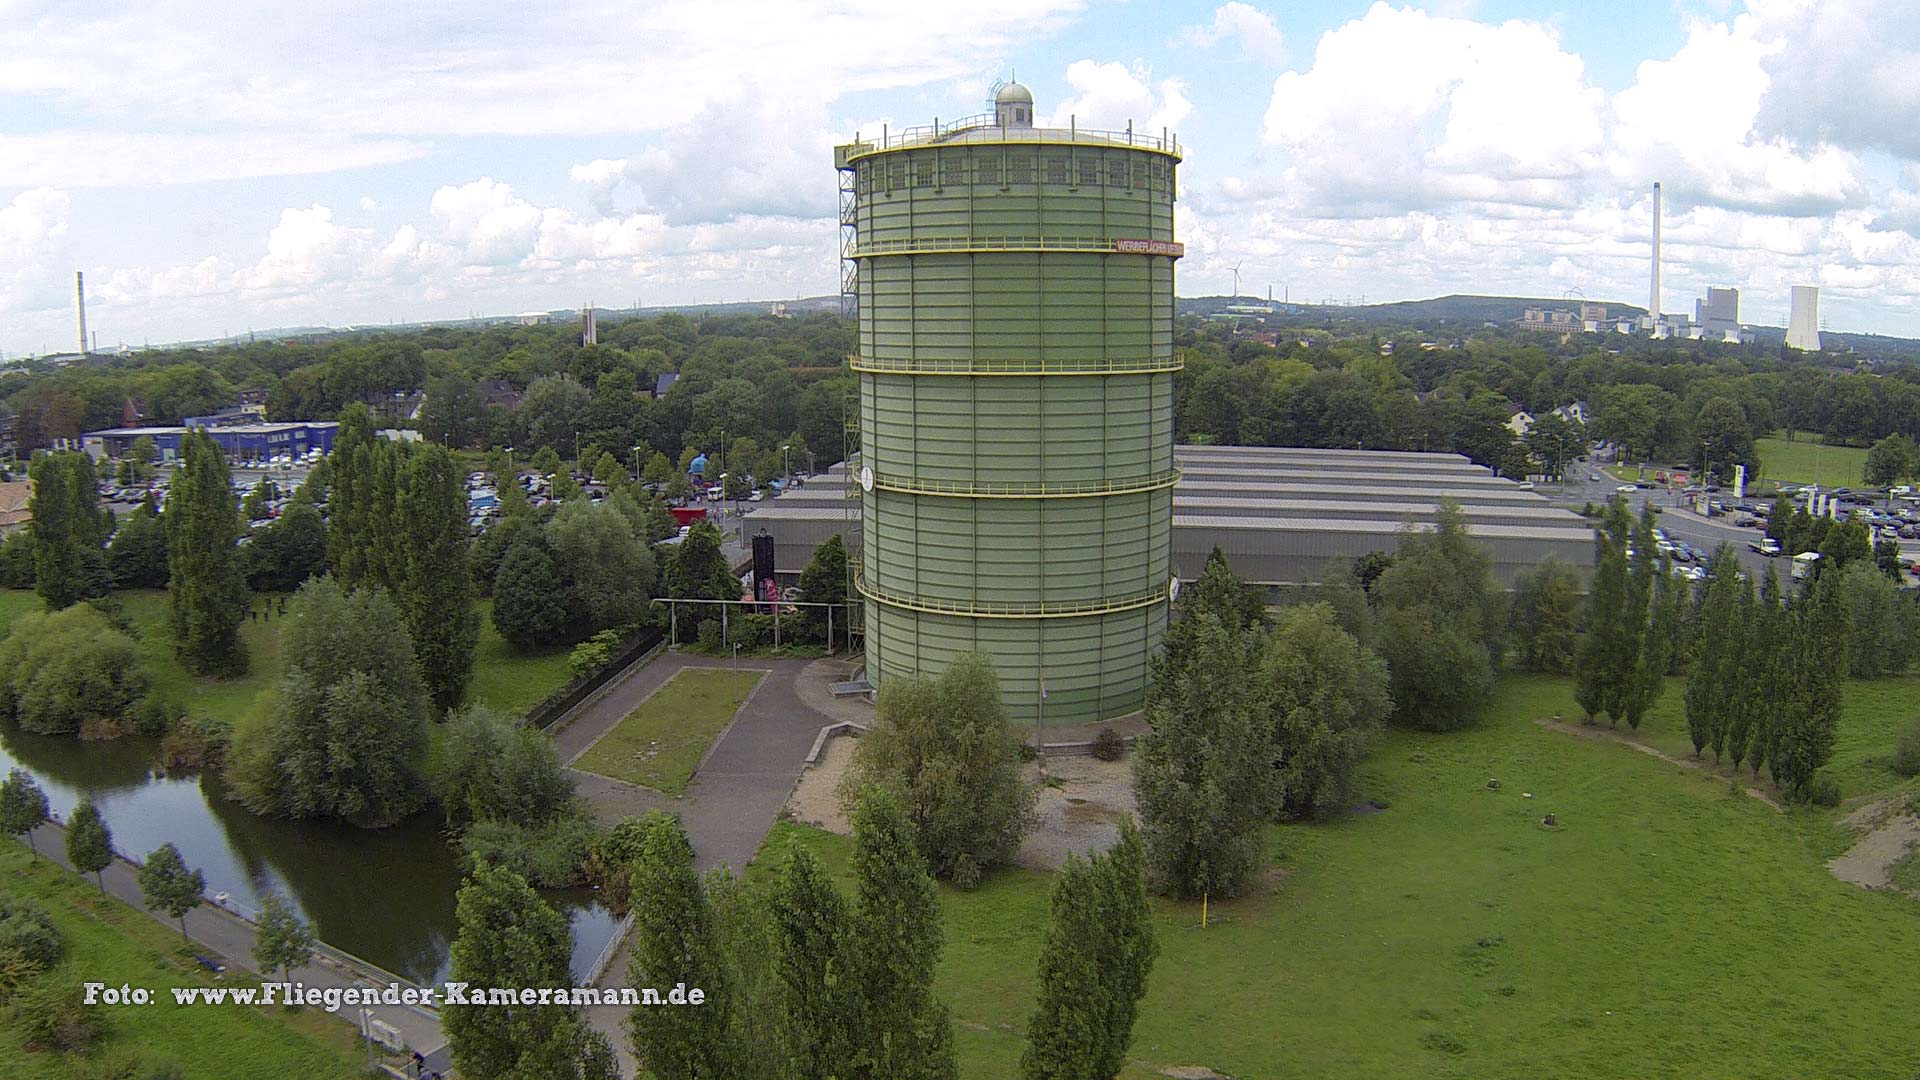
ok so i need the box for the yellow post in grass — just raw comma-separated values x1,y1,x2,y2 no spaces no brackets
1202,891,1209,929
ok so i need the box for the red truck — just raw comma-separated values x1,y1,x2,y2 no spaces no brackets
669,506,708,526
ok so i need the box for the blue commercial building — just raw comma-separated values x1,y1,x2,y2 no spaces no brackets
82,421,339,462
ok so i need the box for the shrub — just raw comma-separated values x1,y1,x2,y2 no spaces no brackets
1089,726,1126,761
729,613,775,649
0,530,36,588
14,977,106,1052
695,618,723,651
842,652,1035,883
131,696,181,738
0,947,41,1004
583,816,651,913
528,817,600,887
1893,717,1920,778
76,1047,146,1080
430,705,575,832
0,605,148,736
0,896,64,970
462,817,600,888
568,627,630,679
1802,771,1843,808
161,716,231,771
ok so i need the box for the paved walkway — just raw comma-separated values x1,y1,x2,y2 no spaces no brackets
24,819,447,1074
555,648,844,1077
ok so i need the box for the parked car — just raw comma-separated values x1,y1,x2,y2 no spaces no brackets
1616,484,1638,494
1588,473,1602,482
1735,516,1759,528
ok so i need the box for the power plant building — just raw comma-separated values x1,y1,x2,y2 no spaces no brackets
1694,287,1742,342
832,83,1184,724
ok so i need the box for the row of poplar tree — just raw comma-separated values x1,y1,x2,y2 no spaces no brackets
1685,552,1846,798
1573,495,1846,800
439,791,1156,1080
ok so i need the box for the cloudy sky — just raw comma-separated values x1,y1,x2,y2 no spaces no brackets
3,0,1918,357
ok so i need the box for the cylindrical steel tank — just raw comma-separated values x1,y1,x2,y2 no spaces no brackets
836,98,1182,724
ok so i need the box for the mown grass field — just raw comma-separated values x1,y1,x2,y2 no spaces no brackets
0,844,364,1080
572,666,762,793
756,674,1920,1080
1756,433,1871,488
0,589,574,723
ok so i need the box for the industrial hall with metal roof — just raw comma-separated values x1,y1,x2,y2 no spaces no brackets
745,444,1595,593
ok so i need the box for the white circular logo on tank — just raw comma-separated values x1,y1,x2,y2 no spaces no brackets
1168,577,1181,603
859,465,874,492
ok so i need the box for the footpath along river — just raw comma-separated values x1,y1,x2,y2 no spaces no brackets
0,723,617,985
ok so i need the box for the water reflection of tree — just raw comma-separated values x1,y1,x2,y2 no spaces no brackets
4,722,618,985
0,722,158,796
201,775,463,985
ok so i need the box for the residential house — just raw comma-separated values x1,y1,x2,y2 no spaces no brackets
1505,403,1535,437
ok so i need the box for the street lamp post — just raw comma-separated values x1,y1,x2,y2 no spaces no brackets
732,642,742,705
633,445,643,483
781,443,791,489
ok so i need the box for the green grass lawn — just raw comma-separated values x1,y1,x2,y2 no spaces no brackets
755,673,1920,1080
1893,847,1920,893
1756,433,1871,488
469,600,576,717
0,845,365,1079
0,590,575,723
572,666,763,793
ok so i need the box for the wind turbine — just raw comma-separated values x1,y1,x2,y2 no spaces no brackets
1229,262,1243,300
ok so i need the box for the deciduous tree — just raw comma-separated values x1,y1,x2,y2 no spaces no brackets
28,451,111,610
137,842,204,942
445,862,585,1079
1021,820,1155,1080
1132,613,1272,899
1263,602,1390,819
64,798,112,891
251,891,315,982
1,769,50,859
226,578,429,827
625,812,738,1079
843,652,1034,885
847,786,955,1080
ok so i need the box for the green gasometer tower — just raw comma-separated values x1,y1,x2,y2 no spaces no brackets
834,83,1182,725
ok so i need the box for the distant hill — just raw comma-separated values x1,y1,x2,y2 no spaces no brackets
1177,293,1645,326
1176,293,1920,362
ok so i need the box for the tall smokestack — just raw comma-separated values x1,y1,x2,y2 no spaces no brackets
76,271,88,356
1648,182,1662,331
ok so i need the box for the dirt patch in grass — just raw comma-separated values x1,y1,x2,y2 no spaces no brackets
1827,797,1920,892
1017,755,1137,870
782,738,1138,871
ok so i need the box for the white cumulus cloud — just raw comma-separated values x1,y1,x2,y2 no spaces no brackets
1175,3,1288,64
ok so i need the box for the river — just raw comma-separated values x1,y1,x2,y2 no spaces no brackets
0,723,618,985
